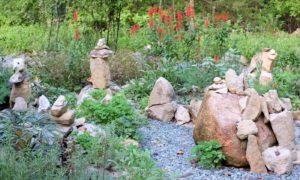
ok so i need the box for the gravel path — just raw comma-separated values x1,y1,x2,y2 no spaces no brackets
140,120,300,180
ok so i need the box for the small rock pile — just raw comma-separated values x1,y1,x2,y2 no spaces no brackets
9,57,31,112
50,95,75,125
193,56,300,175
146,77,201,125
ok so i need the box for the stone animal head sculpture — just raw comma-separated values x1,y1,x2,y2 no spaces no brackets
13,57,26,72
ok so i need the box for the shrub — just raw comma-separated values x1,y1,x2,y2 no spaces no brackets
192,140,225,168
79,91,134,124
0,64,11,105
76,132,98,150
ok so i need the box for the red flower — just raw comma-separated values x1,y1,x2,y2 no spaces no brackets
222,12,229,21
204,19,210,28
73,9,78,22
215,14,221,22
214,55,219,63
169,7,174,13
148,8,153,17
177,11,183,22
158,8,162,16
176,22,182,31
157,27,163,34
75,28,80,41
165,15,172,24
130,24,140,34
153,5,158,13
149,19,155,28
160,15,165,22
186,5,195,18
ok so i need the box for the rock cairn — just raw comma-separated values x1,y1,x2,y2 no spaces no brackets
193,49,299,174
9,57,31,111
51,95,75,125
89,38,113,89
247,48,278,86
146,77,194,125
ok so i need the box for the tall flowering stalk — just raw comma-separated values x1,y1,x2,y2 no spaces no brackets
73,9,79,41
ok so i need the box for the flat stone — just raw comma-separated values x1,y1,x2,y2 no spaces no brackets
246,135,267,173
237,120,258,140
51,95,68,117
12,97,27,112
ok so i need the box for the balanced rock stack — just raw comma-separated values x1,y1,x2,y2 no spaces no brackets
193,66,299,174
89,38,113,89
9,57,31,111
247,48,278,86
51,95,75,125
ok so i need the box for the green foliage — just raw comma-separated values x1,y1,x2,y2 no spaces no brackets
79,91,134,124
110,116,147,140
0,65,11,104
76,132,98,150
192,140,225,168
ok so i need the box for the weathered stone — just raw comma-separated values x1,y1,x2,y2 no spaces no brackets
261,48,277,72
237,120,258,140
225,69,244,94
9,71,25,84
260,97,270,123
259,70,273,86
270,111,295,151
292,110,300,120
264,90,283,113
262,146,293,175
207,83,227,91
246,135,268,173
12,97,27,112
147,101,177,122
52,110,75,125
148,77,175,107
255,116,277,152
38,95,50,113
193,91,247,167
239,96,248,112
188,99,202,124
90,58,111,89
280,98,292,111
12,57,26,72
175,105,191,125
122,139,139,147
242,89,261,121
213,77,222,84
74,118,86,127
9,79,31,108
215,87,228,94
77,85,93,105
51,95,68,117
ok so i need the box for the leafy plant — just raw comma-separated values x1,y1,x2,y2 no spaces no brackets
192,140,225,168
0,64,11,104
76,132,98,150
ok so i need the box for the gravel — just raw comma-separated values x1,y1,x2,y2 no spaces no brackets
140,120,300,180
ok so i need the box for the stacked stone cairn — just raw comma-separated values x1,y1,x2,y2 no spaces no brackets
193,48,300,174
89,38,113,89
9,57,31,112
146,77,202,125
51,95,75,126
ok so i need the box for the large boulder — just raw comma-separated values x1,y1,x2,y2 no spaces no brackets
147,102,177,122
90,58,111,89
188,99,202,123
262,146,293,175
148,77,175,107
246,135,267,173
193,91,248,167
9,79,31,108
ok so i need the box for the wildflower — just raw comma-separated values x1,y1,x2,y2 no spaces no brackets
214,55,219,63
158,8,162,16
73,9,78,22
149,19,155,28
165,15,172,24
148,8,153,17
222,12,229,21
153,5,158,13
186,5,195,18
75,28,80,41
177,11,183,22
169,7,174,13
130,24,140,34
157,27,163,34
